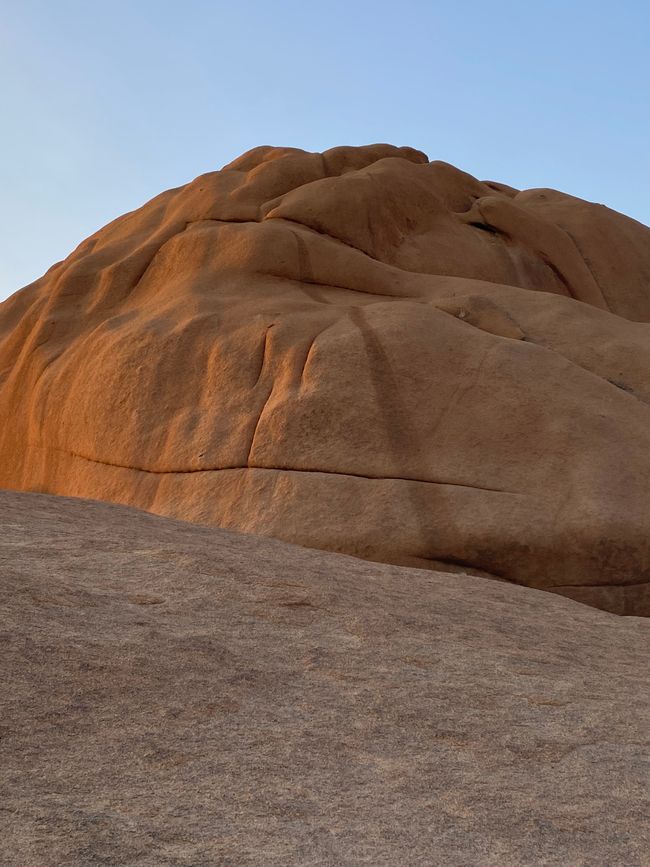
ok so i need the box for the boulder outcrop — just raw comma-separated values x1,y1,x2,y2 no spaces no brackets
2,144,650,613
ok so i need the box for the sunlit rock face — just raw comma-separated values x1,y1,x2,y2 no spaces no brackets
2,143,650,614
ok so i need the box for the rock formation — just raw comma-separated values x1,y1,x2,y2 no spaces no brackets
2,144,650,614
2,490,649,865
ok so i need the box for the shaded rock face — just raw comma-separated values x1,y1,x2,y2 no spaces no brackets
1,143,650,614
2,490,649,866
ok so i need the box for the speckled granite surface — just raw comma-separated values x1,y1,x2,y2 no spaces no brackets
1,490,648,865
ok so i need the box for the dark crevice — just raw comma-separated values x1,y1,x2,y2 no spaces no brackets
560,225,611,312
553,577,650,589
468,221,502,236
607,378,636,395
542,258,577,301
253,326,273,387
28,443,523,495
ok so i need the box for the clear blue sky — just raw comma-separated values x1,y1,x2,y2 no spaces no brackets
1,0,649,300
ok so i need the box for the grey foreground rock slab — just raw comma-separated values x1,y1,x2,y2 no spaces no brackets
1,490,649,866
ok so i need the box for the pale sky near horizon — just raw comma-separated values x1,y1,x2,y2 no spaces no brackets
1,0,649,300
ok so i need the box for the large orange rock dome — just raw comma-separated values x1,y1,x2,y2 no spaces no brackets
2,143,650,614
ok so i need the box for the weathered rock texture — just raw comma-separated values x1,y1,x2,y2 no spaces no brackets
1,490,649,866
2,144,650,614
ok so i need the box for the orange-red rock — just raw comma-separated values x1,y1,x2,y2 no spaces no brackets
2,144,650,614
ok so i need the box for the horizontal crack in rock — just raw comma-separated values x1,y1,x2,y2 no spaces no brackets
28,443,522,495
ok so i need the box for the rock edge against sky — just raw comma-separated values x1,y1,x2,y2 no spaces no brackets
2,144,650,614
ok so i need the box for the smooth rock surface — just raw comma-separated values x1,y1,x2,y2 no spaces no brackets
2,145,650,613
1,489,649,866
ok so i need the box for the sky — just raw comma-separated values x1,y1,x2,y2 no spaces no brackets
1,0,649,300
